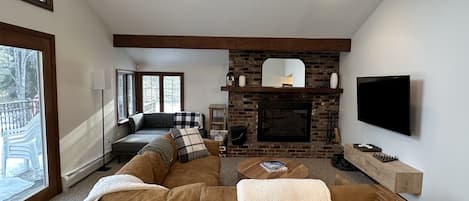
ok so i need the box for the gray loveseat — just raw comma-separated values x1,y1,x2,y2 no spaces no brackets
112,112,206,160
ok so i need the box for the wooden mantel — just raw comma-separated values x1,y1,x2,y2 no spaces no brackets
113,35,351,52
221,86,343,94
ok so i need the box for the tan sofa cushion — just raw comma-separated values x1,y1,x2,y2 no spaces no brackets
203,139,220,156
101,183,205,201
116,154,155,184
116,151,169,184
101,188,169,201
329,184,378,201
101,183,231,201
201,186,237,201
163,155,220,188
143,151,171,183
166,183,205,201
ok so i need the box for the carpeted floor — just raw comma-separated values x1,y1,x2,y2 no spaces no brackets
50,157,374,201
50,160,124,201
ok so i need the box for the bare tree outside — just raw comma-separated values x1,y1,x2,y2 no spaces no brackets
0,45,40,102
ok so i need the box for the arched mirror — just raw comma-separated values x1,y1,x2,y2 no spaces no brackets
262,58,305,87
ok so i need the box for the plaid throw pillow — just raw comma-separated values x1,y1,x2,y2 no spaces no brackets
174,112,200,128
170,128,209,162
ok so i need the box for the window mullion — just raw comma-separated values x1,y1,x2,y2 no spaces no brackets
159,74,164,112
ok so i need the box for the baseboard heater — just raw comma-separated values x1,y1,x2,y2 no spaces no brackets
61,153,113,191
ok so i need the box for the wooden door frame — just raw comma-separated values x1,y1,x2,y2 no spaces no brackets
0,21,61,201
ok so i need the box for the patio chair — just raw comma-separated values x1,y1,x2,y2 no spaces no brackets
1,115,42,177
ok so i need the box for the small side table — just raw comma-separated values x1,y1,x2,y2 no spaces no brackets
209,104,227,131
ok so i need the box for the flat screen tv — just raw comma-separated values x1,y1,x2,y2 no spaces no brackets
357,75,411,135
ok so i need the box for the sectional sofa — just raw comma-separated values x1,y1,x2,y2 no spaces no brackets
112,113,205,160
103,133,405,201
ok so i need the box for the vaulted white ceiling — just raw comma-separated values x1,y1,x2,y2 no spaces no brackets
87,0,382,38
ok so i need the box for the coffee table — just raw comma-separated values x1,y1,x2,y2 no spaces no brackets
237,157,309,179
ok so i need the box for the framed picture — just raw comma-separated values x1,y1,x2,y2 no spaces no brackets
23,0,54,11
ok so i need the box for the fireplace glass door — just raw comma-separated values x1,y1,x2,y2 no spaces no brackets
257,102,312,142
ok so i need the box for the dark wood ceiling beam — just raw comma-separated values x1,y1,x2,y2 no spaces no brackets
113,35,351,52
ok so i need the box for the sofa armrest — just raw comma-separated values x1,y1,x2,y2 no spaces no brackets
129,113,144,133
204,139,220,156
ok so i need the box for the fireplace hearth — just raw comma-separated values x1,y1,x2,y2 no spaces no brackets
258,102,312,142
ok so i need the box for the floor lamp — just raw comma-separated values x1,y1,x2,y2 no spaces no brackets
93,70,111,171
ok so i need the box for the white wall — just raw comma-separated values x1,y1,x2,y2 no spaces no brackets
131,49,229,119
0,0,135,178
340,1,469,200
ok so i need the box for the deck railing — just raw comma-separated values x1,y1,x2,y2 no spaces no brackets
0,99,40,133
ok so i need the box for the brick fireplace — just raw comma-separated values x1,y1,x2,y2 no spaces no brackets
227,50,342,158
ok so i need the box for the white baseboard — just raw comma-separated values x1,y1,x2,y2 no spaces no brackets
61,152,113,191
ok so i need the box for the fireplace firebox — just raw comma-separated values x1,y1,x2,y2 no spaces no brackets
257,102,312,142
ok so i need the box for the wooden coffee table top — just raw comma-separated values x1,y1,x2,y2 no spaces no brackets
237,157,309,179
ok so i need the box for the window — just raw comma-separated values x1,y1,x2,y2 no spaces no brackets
163,76,182,112
22,0,54,11
116,70,135,123
137,72,184,113
142,75,160,113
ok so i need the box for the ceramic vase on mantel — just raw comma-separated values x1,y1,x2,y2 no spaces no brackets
238,75,246,87
330,73,339,89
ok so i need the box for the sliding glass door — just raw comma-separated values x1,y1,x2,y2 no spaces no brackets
0,22,60,201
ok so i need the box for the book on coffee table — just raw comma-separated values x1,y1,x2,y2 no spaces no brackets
260,160,288,173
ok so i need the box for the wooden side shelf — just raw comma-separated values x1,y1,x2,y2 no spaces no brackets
208,104,227,130
221,86,343,94
344,144,423,194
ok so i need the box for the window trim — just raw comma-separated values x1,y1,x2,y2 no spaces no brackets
136,72,184,113
22,0,54,11
116,69,135,125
